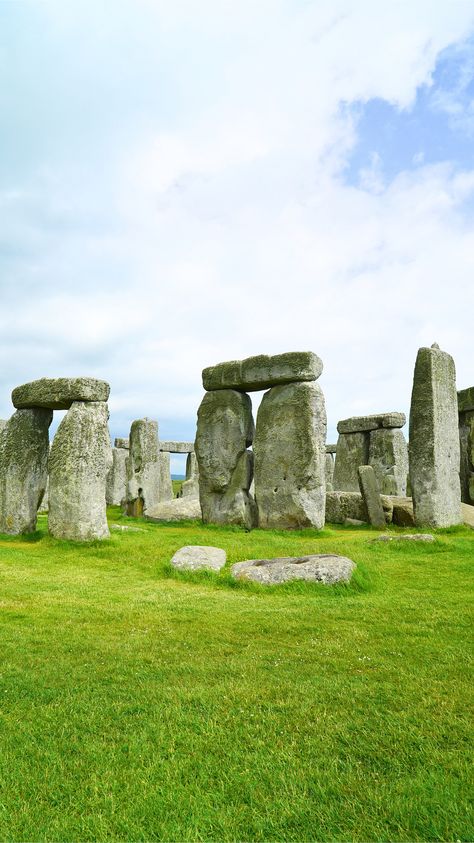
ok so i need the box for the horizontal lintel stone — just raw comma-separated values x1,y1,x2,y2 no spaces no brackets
337,412,406,434
202,351,323,392
12,377,110,410
325,443,337,454
458,386,474,414
114,437,129,449
159,441,194,453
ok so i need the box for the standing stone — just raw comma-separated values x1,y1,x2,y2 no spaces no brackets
125,418,161,516
106,446,128,506
195,390,257,529
458,388,474,504
48,401,111,541
181,452,200,498
325,452,335,492
333,432,369,493
368,428,408,496
0,408,52,534
253,381,326,529
158,451,173,502
358,465,386,528
409,345,461,527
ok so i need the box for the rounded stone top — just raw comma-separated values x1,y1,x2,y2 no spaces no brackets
12,377,110,410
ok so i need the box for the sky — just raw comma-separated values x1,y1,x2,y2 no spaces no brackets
1,0,474,475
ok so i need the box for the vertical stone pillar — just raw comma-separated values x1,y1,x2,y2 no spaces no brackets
368,428,408,495
195,390,257,528
181,452,199,498
48,401,111,540
0,408,52,534
158,452,173,502
125,418,161,516
325,445,336,492
458,387,474,504
333,432,368,493
106,444,128,506
253,381,327,529
409,344,461,526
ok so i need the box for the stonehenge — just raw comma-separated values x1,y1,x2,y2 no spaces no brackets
458,386,474,505
106,438,129,506
333,413,408,496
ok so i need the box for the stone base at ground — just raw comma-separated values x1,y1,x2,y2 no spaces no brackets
231,554,355,585
145,497,201,521
170,545,226,571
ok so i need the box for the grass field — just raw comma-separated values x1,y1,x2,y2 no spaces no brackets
0,509,472,842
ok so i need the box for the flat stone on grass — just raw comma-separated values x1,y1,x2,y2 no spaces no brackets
371,534,435,543
171,545,226,571
231,554,355,585
145,498,202,522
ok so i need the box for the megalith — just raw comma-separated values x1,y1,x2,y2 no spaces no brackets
368,428,408,495
333,432,368,493
106,442,129,506
333,413,407,494
458,387,474,505
195,389,257,529
125,418,161,516
0,408,52,534
158,452,174,502
253,381,327,529
409,344,461,527
181,451,200,498
48,401,111,541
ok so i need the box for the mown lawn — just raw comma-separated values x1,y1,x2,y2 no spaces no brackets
0,508,472,842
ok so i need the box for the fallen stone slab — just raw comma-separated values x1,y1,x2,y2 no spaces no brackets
159,441,194,453
344,518,366,526
337,412,406,434
231,554,355,585
371,534,434,543
458,386,474,413
145,497,201,522
202,351,323,392
171,545,226,571
12,377,110,410
110,524,145,532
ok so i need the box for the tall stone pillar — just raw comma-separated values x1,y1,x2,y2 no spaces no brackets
106,441,129,506
409,344,461,526
48,401,111,540
195,390,257,529
458,387,474,504
125,418,161,516
254,381,327,529
158,451,173,502
181,451,199,498
0,408,52,534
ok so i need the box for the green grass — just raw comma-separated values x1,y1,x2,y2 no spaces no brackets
0,509,472,842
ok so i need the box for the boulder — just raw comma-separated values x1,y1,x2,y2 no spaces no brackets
170,545,226,572
409,345,461,527
202,351,323,392
358,465,386,528
12,377,110,410
0,408,52,534
231,554,355,585
124,418,161,516
195,390,257,529
333,432,368,493
48,401,111,541
337,412,406,434
254,381,326,529
145,497,201,522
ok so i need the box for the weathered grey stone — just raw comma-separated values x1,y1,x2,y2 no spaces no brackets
372,533,434,543
254,381,326,529
389,496,415,527
368,427,408,496
195,390,257,529
344,517,366,526
12,377,110,410
110,524,145,532
106,447,128,506
145,497,201,522
48,401,111,541
0,408,52,534
459,412,474,504
158,452,173,502
337,412,406,434
458,386,474,413
170,545,226,572
202,351,323,392
325,491,368,524
325,443,337,454
469,474,474,505
114,437,129,450
325,452,335,492
231,554,355,585
409,345,461,527
38,476,49,512
159,441,194,453
333,432,369,493
124,418,161,517
0,420,7,435
181,452,199,499
358,465,386,528
461,501,474,528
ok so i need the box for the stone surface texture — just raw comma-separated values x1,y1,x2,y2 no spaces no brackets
458,406,474,504
181,451,199,498
373,534,434,543
170,545,226,571
114,437,129,450
0,408,52,534
358,465,386,528
125,418,161,516
231,554,355,585
195,390,257,529
325,443,337,454
106,447,128,506
253,381,326,529
337,412,406,434
458,387,474,413
325,452,335,492
12,377,110,410
159,441,194,453
333,432,369,493
48,401,111,541
158,452,173,502
325,491,368,524
409,345,461,527
145,497,201,522
368,427,409,495
202,351,323,392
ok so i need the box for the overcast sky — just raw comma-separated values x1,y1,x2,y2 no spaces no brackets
1,0,474,473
